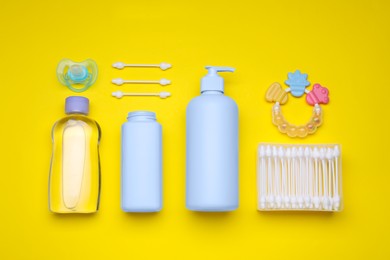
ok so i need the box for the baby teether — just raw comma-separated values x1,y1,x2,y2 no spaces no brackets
265,70,330,138
57,59,98,92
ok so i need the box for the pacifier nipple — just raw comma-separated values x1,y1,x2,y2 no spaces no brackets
68,65,88,82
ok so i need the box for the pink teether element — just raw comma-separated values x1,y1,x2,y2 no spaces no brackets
306,83,329,106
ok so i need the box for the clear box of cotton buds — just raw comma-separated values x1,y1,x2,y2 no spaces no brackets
257,143,342,211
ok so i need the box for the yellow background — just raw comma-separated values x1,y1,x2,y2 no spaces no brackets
1,0,389,259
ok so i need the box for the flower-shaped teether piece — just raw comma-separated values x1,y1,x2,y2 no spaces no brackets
285,70,310,97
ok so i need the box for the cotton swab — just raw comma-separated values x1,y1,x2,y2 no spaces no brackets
266,145,275,208
320,147,330,210
333,145,341,210
297,147,304,209
304,147,312,208
312,147,320,209
112,78,171,86
112,91,171,99
290,147,297,209
285,147,292,208
258,145,266,209
326,147,334,209
112,62,172,70
279,147,288,209
273,146,282,208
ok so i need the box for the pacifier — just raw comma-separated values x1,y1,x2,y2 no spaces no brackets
57,59,98,92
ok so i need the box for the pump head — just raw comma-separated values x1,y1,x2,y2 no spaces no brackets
201,66,235,93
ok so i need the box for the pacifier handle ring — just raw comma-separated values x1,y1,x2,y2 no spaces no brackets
66,83,93,93
63,73,93,93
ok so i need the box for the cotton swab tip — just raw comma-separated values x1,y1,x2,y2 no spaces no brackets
112,62,125,69
304,147,311,157
333,196,340,210
291,196,297,208
326,147,333,160
260,196,266,209
291,147,297,157
298,147,304,157
278,146,285,158
304,196,311,208
160,62,172,70
259,145,266,157
334,145,340,157
272,146,278,157
160,78,171,86
322,197,330,209
159,92,171,98
112,78,124,85
312,147,320,159
313,196,320,209
286,147,291,158
298,196,304,208
276,196,282,208
284,196,290,208
112,91,124,98
266,145,272,157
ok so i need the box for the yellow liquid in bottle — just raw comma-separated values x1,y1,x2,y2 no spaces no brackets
49,114,101,213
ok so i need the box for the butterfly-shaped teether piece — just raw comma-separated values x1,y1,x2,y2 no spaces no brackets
306,83,329,106
265,82,288,105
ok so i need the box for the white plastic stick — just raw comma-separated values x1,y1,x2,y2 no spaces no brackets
112,91,171,99
112,62,172,70
112,78,171,86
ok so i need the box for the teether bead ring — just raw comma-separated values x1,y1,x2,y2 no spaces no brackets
272,102,322,138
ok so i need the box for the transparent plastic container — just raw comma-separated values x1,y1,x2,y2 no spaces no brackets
257,143,342,211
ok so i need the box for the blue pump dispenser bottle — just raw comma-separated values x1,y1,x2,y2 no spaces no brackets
186,66,238,211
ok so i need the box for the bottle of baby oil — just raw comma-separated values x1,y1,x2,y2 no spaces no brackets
49,96,101,213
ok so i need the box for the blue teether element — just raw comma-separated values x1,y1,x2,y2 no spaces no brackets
285,70,310,97
57,59,98,93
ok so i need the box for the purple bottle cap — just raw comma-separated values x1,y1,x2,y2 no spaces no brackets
65,96,89,115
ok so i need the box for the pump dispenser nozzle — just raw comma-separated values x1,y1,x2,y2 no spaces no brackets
201,66,235,93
